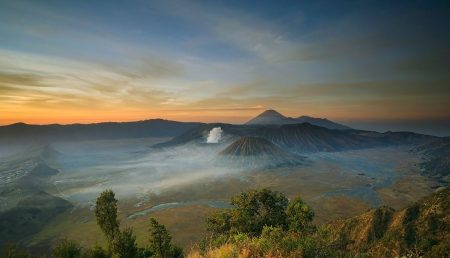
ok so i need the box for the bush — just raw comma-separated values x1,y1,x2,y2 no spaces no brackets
81,245,110,258
230,189,288,236
52,239,82,258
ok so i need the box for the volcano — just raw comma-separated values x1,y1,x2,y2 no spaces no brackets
245,109,350,130
218,136,304,168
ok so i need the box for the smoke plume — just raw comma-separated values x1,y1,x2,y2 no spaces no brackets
206,127,223,143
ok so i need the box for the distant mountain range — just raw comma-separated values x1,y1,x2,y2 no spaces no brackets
246,109,351,130
156,122,438,153
0,119,203,143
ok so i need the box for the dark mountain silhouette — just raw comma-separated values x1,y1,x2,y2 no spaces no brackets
157,122,437,153
245,109,350,130
245,109,292,125
0,119,203,143
218,136,304,168
295,115,350,130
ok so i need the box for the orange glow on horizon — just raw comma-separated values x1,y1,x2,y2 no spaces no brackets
2,106,450,126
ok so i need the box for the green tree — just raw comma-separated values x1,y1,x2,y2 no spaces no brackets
286,196,314,233
205,210,232,237
230,189,289,236
94,190,120,250
112,227,138,258
148,218,178,258
52,239,82,258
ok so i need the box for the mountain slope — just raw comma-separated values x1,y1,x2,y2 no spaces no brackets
0,191,73,248
218,136,304,168
296,115,350,130
329,188,449,257
245,109,350,130
193,188,449,258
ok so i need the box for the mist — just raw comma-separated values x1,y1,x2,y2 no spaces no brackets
50,139,238,205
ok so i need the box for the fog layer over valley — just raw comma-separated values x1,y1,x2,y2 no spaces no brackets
0,121,446,249
50,137,238,204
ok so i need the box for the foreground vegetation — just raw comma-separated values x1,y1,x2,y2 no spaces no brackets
2,188,449,258
192,188,449,258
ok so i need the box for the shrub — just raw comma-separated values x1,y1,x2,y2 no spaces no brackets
52,239,82,258
81,245,110,258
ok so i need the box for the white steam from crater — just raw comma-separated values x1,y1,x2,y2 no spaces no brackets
206,127,223,143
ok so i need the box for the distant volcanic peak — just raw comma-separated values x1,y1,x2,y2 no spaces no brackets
245,109,351,130
220,136,283,156
245,109,291,125
260,109,285,117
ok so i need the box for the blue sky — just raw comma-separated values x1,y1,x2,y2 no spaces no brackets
0,0,449,135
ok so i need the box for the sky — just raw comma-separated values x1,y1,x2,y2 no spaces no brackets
0,0,449,135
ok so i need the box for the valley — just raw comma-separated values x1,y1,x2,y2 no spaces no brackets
0,134,438,250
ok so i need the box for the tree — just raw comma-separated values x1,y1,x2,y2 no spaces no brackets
230,189,289,236
205,210,232,237
95,190,120,250
148,218,177,258
286,196,314,233
112,227,138,258
52,239,82,258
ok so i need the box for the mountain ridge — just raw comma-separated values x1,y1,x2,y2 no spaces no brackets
156,122,438,153
0,119,204,143
245,109,351,130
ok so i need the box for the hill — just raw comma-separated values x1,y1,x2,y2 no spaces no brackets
245,109,350,130
191,188,449,258
0,119,203,144
0,191,73,248
329,188,449,257
0,145,73,249
218,136,304,168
